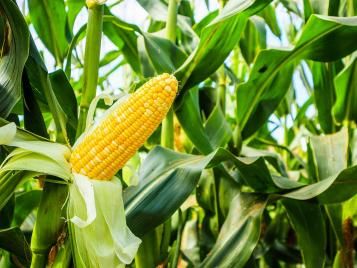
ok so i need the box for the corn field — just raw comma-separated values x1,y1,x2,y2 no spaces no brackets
0,0,356,267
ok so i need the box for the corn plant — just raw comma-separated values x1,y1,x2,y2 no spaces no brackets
0,0,356,267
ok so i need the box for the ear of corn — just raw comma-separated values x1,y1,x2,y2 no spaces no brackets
70,73,178,180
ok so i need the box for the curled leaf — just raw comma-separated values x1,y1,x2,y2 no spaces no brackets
0,0,30,116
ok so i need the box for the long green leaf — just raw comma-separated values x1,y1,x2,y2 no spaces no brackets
0,227,31,266
50,70,78,144
67,0,85,33
282,199,326,268
124,145,353,237
241,62,294,138
237,15,357,136
22,70,48,138
0,0,29,117
175,89,213,154
12,190,42,227
175,0,272,91
25,38,68,141
141,33,187,74
103,13,142,75
0,171,25,211
310,128,348,180
311,62,336,133
282,165,357,203
28,0,68,64
200,193,267,267
333,57,357,123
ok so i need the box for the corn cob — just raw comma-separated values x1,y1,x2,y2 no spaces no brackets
70,73,178,180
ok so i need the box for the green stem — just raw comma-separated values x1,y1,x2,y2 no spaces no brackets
30,253,47,268
216,0,227,112
171,210,184,268
156,1,178,265
232,46,240,75
213,169,224,229
76,4,104,137
161,109,174,148
161,0,177,149
30,182,68,268
52,237,72,268
135,230,161,268
165,0,177,42
347,0,355,16
217,65,226,111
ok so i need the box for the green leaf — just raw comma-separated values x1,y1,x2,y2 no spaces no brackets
103,13,142,75
124,141,354,246
237,15,357,136
333,57,357,123
200,193,267,267
0,227,31,266
241,61,294,138
241,146,289,177
0,171,25,211
136,0,168,21
310,128,348,180
324,204,343,245
303,0,314,21
141,33,187,74
204,105,232,148
234,156,279,193
308,126,351,245
22,70,48,138
0,0,30,117
280,0,302,16
258,4,281,37
1,152,70,181
99,50,121,67
175,89,214,154
239,16,267,65
311,62,336,133
64,24,86,77
297,16,357,61
317,165,357,203
282,165,357,203
136,0,197,39
124,147,212,236
25,37,68,141
49,70,78,145
137,36,155,77
67,0,85,33
28,0,68,64
175,0,272,91
310,0,329,15
12,190,42,227
282,199,326,268
0,195,14,229
124,146,289,237
193,10,218,35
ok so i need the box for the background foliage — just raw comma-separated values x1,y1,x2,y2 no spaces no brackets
0,0,356,267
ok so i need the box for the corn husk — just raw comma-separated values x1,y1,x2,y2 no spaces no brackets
0,123,71,181
0,122,141,267
68,174,141,267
